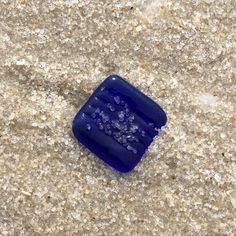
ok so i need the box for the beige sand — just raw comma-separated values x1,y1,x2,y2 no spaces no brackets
0,0,235,235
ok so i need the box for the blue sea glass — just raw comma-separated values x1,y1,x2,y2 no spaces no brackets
72,75,167,173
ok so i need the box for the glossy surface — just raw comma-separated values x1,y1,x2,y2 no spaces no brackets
72,75,167,172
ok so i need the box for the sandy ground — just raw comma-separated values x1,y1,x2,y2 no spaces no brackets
0,0,236,235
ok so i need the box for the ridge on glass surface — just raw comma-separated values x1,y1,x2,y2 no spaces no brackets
72,75,167,173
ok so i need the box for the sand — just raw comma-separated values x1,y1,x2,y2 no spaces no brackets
0,0,235,235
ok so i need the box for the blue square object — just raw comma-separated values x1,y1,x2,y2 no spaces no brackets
72,75,167,173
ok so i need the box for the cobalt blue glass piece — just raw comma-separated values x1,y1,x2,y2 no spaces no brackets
72,75,167,173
